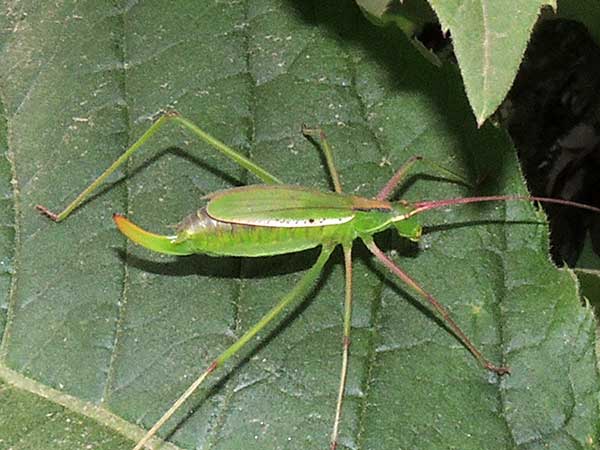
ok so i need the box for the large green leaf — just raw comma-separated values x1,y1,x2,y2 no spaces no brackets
1,2,598,450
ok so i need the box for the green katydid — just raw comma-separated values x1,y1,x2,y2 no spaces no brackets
36,111,600,450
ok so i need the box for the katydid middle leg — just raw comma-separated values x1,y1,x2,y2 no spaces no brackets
363,237,509,375
36,111,282,222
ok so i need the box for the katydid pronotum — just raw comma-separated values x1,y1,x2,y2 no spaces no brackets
37,111,600,450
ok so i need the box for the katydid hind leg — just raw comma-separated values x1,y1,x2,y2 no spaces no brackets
363,238,510,375
131,246,335,450
36,111,282,222
330,244,353,450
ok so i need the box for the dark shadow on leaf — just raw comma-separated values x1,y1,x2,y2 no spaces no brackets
114,247,321,279
373,228,421,259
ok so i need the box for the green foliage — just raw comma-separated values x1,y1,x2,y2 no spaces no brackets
357,0,600,125
0,2,598,450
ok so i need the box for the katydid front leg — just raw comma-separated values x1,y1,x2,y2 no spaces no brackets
363,237,510,375
302,125,343,194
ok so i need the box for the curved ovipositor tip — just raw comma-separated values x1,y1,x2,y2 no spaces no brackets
113,213,194,256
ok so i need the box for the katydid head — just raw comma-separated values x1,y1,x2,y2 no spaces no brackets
390,201,422,242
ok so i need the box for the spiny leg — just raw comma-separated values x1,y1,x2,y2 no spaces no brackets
363,237,509,375
376,155,471,201
36,111,282,222
330,244,353,450
132,246,335,450
301,125,343,193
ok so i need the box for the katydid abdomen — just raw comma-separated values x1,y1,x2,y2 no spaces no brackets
174,207,350,257
115,208,336,257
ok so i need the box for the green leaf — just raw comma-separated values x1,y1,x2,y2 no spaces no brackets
427,0,556,125
1,2,598,450
355,1,559,124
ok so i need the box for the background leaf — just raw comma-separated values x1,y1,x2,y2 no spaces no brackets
1,2,598,450
355,0,560,125
427,0,555,125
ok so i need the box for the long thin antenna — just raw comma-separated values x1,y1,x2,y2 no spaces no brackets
406,195,600,218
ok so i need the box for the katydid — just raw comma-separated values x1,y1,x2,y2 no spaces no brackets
36,111,600,450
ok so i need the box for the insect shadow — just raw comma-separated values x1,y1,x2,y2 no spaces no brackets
114,246,321,279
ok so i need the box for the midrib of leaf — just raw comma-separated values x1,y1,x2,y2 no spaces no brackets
331,31,389,450
353,258,386,450
0,83,15,360
0,364,182,450
480,0,491,123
